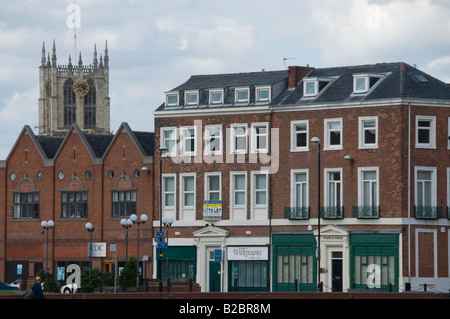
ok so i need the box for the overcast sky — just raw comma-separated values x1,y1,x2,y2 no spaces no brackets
1,0,450,159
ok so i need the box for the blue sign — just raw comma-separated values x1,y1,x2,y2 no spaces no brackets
214,249,222,263
156,231,164,237
157,242,168,249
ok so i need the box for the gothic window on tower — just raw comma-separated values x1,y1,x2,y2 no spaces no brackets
64,78,76,128
84,79,96,128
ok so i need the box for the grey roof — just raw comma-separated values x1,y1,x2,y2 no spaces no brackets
274,62,450,106
84,134,115,158
37,136,64,159
134,132,155,156
156,70,288,111
156,62,450,113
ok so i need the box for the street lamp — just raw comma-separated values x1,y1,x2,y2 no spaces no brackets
130,213,148,290
311,136,322,292
162,217,174,292
120,218,133,261
41,220,54,280
85,222,95,288
158,145,168,292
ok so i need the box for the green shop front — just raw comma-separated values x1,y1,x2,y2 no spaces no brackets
272,227,400,292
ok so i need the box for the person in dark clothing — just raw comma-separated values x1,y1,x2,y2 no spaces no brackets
32,276,45,299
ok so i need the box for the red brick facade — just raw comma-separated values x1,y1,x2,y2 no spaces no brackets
0,123,154,284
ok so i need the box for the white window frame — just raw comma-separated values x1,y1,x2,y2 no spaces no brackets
251,122,269,153
324,118,343,150
235,87,250,103
209,89,224,105
204,125,222,156
230,171,247,208
255,86,271,102
291,120,309,152
353,74,384,94
185,90,199,106
415,115,436,149
180,173,196,209
357,167,379,207
230,123,248,154
358,116,378,149
180,126,197,156
251,171,268,207
160,127,177,157
204,172,221,201
291,169,309,208
165,92,179,106
303,79,318,97
414,166,437,207
324,168,343,208
162,174,176,209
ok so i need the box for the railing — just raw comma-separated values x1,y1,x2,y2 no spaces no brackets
284,207,310,220
414,206,443,220
320,206,344,219
352,205,380,219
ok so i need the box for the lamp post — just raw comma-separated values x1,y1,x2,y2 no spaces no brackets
159,145,168,292
41,220,54,279
85,222,95,288
311,136,322,292
162,217,174,291
120,218,133,261
130,213,148,291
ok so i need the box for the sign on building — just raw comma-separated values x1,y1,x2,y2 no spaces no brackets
87,242,107,257
203,200,222,221
227,246,269,261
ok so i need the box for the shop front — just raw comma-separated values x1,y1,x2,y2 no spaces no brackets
227,246,269,292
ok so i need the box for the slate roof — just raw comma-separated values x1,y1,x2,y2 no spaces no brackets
134,132,155,156
84,134,115,158
273,62,450,106
37,136,64,159
156,70,289,111
156,62,450,113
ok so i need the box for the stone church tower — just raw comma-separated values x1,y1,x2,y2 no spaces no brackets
38,40,110,135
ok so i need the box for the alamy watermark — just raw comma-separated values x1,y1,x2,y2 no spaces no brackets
161,120,279,175
66,3,81,29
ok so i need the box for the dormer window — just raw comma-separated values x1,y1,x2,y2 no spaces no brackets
185,91,199,105
353,74,383,93
210,89,223,104
165,92,179,106
235,88,249,103
303,78,332,97
256,87,271,102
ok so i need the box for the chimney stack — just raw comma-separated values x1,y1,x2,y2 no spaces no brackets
288,66,314,88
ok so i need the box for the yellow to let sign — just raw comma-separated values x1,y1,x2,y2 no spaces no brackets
203,200,222,221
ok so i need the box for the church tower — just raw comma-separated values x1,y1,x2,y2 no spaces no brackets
38,40,110,135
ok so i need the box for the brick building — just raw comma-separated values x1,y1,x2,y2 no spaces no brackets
154,62,450,292
0,122,155,284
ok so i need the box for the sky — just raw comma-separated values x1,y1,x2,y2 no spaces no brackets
1,0,450,160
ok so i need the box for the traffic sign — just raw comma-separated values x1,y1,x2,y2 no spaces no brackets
156,231,164,237
157,242,168,249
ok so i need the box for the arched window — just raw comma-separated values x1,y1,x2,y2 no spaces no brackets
64,79,76,127
111,176,137,218
13,179,40,219
84,79,96,128
61,177,88,218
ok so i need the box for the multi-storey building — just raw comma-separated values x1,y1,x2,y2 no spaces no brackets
154,62,450,292
0,122,155,284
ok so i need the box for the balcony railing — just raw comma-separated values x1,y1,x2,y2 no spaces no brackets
284,207,310,220
414,206,443,220
352,205,380,219
320,206,344,219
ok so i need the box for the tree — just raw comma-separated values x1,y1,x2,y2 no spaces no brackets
119,256,138,289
